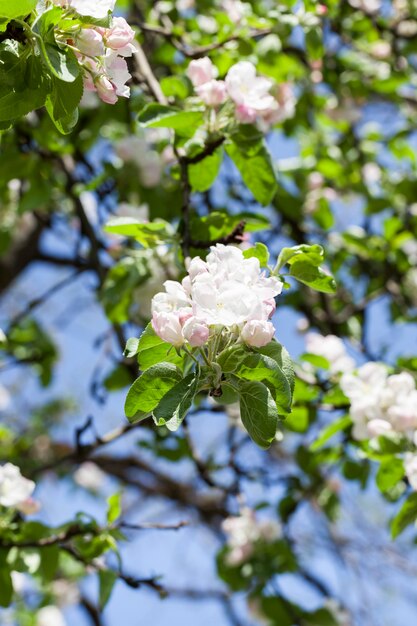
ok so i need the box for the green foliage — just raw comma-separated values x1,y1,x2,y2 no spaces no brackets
226,129,277,205
125,362,182,422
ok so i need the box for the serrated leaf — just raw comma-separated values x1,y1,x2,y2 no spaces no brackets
290,261,336,294
238,380,279,448
39,42,80,83
136,323,186,371
256,341,295,396
124,363,182,421
236,353,292,414
153,372,199,431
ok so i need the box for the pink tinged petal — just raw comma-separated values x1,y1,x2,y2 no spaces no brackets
187,57,216,87
196,80,227,106
182,317,210,347
241,320,275,347
95,75,118,104
104,17,135,50
151,312,184,347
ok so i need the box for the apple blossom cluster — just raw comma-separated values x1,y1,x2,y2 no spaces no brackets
222,508,281,566
187,57,295,127
0,463,39,514
151,244,282,350
53,0,135,104
340,364,417,441
305,333,355,375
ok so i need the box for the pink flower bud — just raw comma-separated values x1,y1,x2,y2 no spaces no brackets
76,28,104,56
241,320,275,347
182,317,210,347
95,75,118,104
196,79,227,107
152,312,184,347
187,57,216,87
104,17,135,50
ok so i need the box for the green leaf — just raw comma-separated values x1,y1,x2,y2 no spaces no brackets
45,74,83,134
391,492,417,539
0,550,12,607
124,337,140,359
39,43,80,83
236,353,292,414
0,53,49,122
138,103,204,135
99,569,117,610
376,458,404,494
124,363,182,422
39,546,59,582
189,147,223,192
289,261,336,294
238,380,279,448
107,492,122,524
153,372,200,431
243,242,269,267
310,415,352,451
256,341,295,396
217,345,249,373
284,406,309,432
104,218,172,247
276,244,325,272
225,134,277,205
189,210,269,245
136,323,186,371
0,0,36,18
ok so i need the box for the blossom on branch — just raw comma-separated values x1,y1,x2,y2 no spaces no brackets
150,244,282,350
0,463,37,512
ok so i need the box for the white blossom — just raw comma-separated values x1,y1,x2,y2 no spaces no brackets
341,364,417,440
405,453,417,490
74,462,106,491
222,508,281,566
69,0,115,18
0,464,35,509
37,606,66,626
305,333,355,375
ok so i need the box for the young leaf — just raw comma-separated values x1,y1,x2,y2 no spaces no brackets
391,492,417,539
104,218,172,247
138,103,204,135
124,363,182,422
275,244,325,272
289,261,337,294
217,344,249,373
99,569,118,610
107,492,122,524
376,459,404,494
188,147,223,192
238,380,279,448
124,337,140,359
243,242,269,267
153,372,200,431
39,43,80,83
136,323,186,371
256,341,295,397
225,135,277,206
236,353,292,415
0,0,36,18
